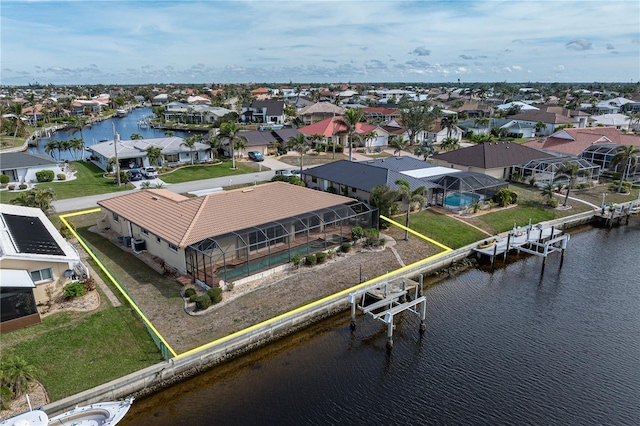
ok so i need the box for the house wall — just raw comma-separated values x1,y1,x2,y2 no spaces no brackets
0,259,74,305
6,165,65,184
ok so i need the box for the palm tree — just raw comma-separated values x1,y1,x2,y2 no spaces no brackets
11,102,24,144
130,133,143,140
44,140,61,160
10,187,56,215
181,135,199,165
474,117,490,133
207,135,223,160
287,133,310,174
369,184,399,226
307,133,325,152
69,137,85,160
1,355,38,398
555,160,587,206
363,130,378,152
611,144,640,192
440,137,460,152
146,145,163,167
233,137,247,161
218,121,247,169
540,183,556,205
388,135,409,156
534,121,547,135
441,114,458,139
414,138,436,160
334,108,364,161
164,130,175,137
395,178,426,240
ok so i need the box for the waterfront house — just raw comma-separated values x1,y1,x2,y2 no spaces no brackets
241,100,285,125
0,152,65,184
0,204,88,333
96,183,376,286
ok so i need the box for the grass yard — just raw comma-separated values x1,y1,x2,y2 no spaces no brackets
1,305,162,401
402,209,489,249
159,160,262,184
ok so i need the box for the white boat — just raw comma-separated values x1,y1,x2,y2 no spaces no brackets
0,397,134,426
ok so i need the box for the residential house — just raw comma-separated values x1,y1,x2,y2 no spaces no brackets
522,127,640,156
0,204,88,333
71,99,106,116
589,113,632,131
298,102,344,125
217,128,303,157
361,107,401,123
0,152,65,184
426,118,464,144
504,106,589,137
163,102,234,124
454,101,491,118
87,136,212,171
241,100,285,124
96,183,376,286
298,117,384,149
430,141,555,180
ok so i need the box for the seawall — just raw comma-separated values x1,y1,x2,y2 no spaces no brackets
42,210,598,416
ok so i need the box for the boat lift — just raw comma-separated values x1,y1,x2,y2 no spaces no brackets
348,276,426,352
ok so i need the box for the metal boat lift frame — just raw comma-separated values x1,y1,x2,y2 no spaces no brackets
348,276,426,352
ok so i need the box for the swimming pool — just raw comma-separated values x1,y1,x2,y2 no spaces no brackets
444,192,480,208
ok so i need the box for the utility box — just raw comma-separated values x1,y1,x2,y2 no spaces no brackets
133,239,146,252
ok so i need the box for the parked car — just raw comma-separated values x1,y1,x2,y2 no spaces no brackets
275,169,295,177
141,166,158,179
126,169,143,181
248,151,264,162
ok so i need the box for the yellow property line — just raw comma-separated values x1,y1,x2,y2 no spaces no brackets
178,215,452,358
60,209,178,358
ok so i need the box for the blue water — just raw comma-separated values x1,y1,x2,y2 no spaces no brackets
122,220,640,425
29,108,194,161
444,192,480,207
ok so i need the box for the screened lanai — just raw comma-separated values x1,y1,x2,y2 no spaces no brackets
512,156,600,188
581,144,639,182
185,201,376,286
429,172,508,211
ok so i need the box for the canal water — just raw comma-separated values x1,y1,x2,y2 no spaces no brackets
29,108,194,161
121,221,640,425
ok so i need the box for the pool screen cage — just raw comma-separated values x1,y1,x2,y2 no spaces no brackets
430,172,508,211
580,144,640,183
511,156,600,188
185,201,376,286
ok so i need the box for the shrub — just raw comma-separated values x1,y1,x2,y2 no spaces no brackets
194,295,212,310
305,254,317,266
291,253,302,268
547,197,559,208
184,288,196,298
351,226,364,242
529,177,536,186
57,173,67,181
59,221,76,239
35,169,55,182
316,252,327,264
341,242,352,253
364,228,380,247
208,287,223,304
8,185,15,191
0,174,9,185
83,277,96,292
18,184,27,190
493,188,518,207
189,294,199,303
63,282,87,298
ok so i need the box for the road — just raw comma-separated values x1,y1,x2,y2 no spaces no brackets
52,156,292,213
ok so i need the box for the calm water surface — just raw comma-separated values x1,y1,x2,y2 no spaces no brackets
29,108,194,161
122,221,640,425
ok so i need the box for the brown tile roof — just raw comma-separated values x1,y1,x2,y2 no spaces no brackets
432,142,554,169
522,127,640,155
98,183,356,247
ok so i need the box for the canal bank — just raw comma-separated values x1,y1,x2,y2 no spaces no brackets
39,209,606,417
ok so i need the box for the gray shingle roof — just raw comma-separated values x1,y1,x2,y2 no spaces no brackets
431,141,554,169
0,152,60,169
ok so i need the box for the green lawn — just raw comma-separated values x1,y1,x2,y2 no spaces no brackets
159,160,262,184
404,210,489,249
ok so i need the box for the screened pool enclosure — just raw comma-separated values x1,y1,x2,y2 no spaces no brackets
511,156,600,188
429,172,508,211
185,201,376,286
580,144,639,183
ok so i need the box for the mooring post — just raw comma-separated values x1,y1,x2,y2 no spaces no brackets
418,274,423,298
385,313,394,352
419,298,427,334
348,294,356,330
504,233,511,262
491,241,498,270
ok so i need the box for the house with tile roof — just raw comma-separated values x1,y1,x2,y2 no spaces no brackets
0,152,65,184
522,127,640,156
430,141,555,180
589,114,632,131
298,116,387,149
96,183,376,287
216,128,303,157
504,106,589,137
298,102,344,124
0,203,88,333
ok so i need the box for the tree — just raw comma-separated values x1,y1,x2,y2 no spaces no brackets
333,108,364,161
10,102,24,144
130,133,143,140
394,178,426,240
611,144,640,193
363,130,378,152
146,145,163,166
307,133,325,152
181,135,199,165
164,130,175,137
440,137,460,152
540,183,557,205
287,133,310,174
207,135,223,160
441,114,458,139
369,184,399,225
218,121,248,169
283,104,298,126
474,117,490,133
388,135,409,156
69,137,85,160
534,121,547,135
10,187,56,215
44,140,61,160
555,160,587,206
0,355,38,400
414,138,436,160
400,104,440,146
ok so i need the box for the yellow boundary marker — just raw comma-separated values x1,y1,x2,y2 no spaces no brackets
61,210,451,360
60,209,178,358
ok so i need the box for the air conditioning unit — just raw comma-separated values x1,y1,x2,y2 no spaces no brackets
132,239,146,252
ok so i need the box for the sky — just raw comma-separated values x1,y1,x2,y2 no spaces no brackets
1,0,639,86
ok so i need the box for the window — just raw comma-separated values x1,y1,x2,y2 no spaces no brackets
30,268,53,282
113,213,119,222
157,236,161,244
168,243,178,252
351,187,357,193
141,228,149,235
312,177,318,183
